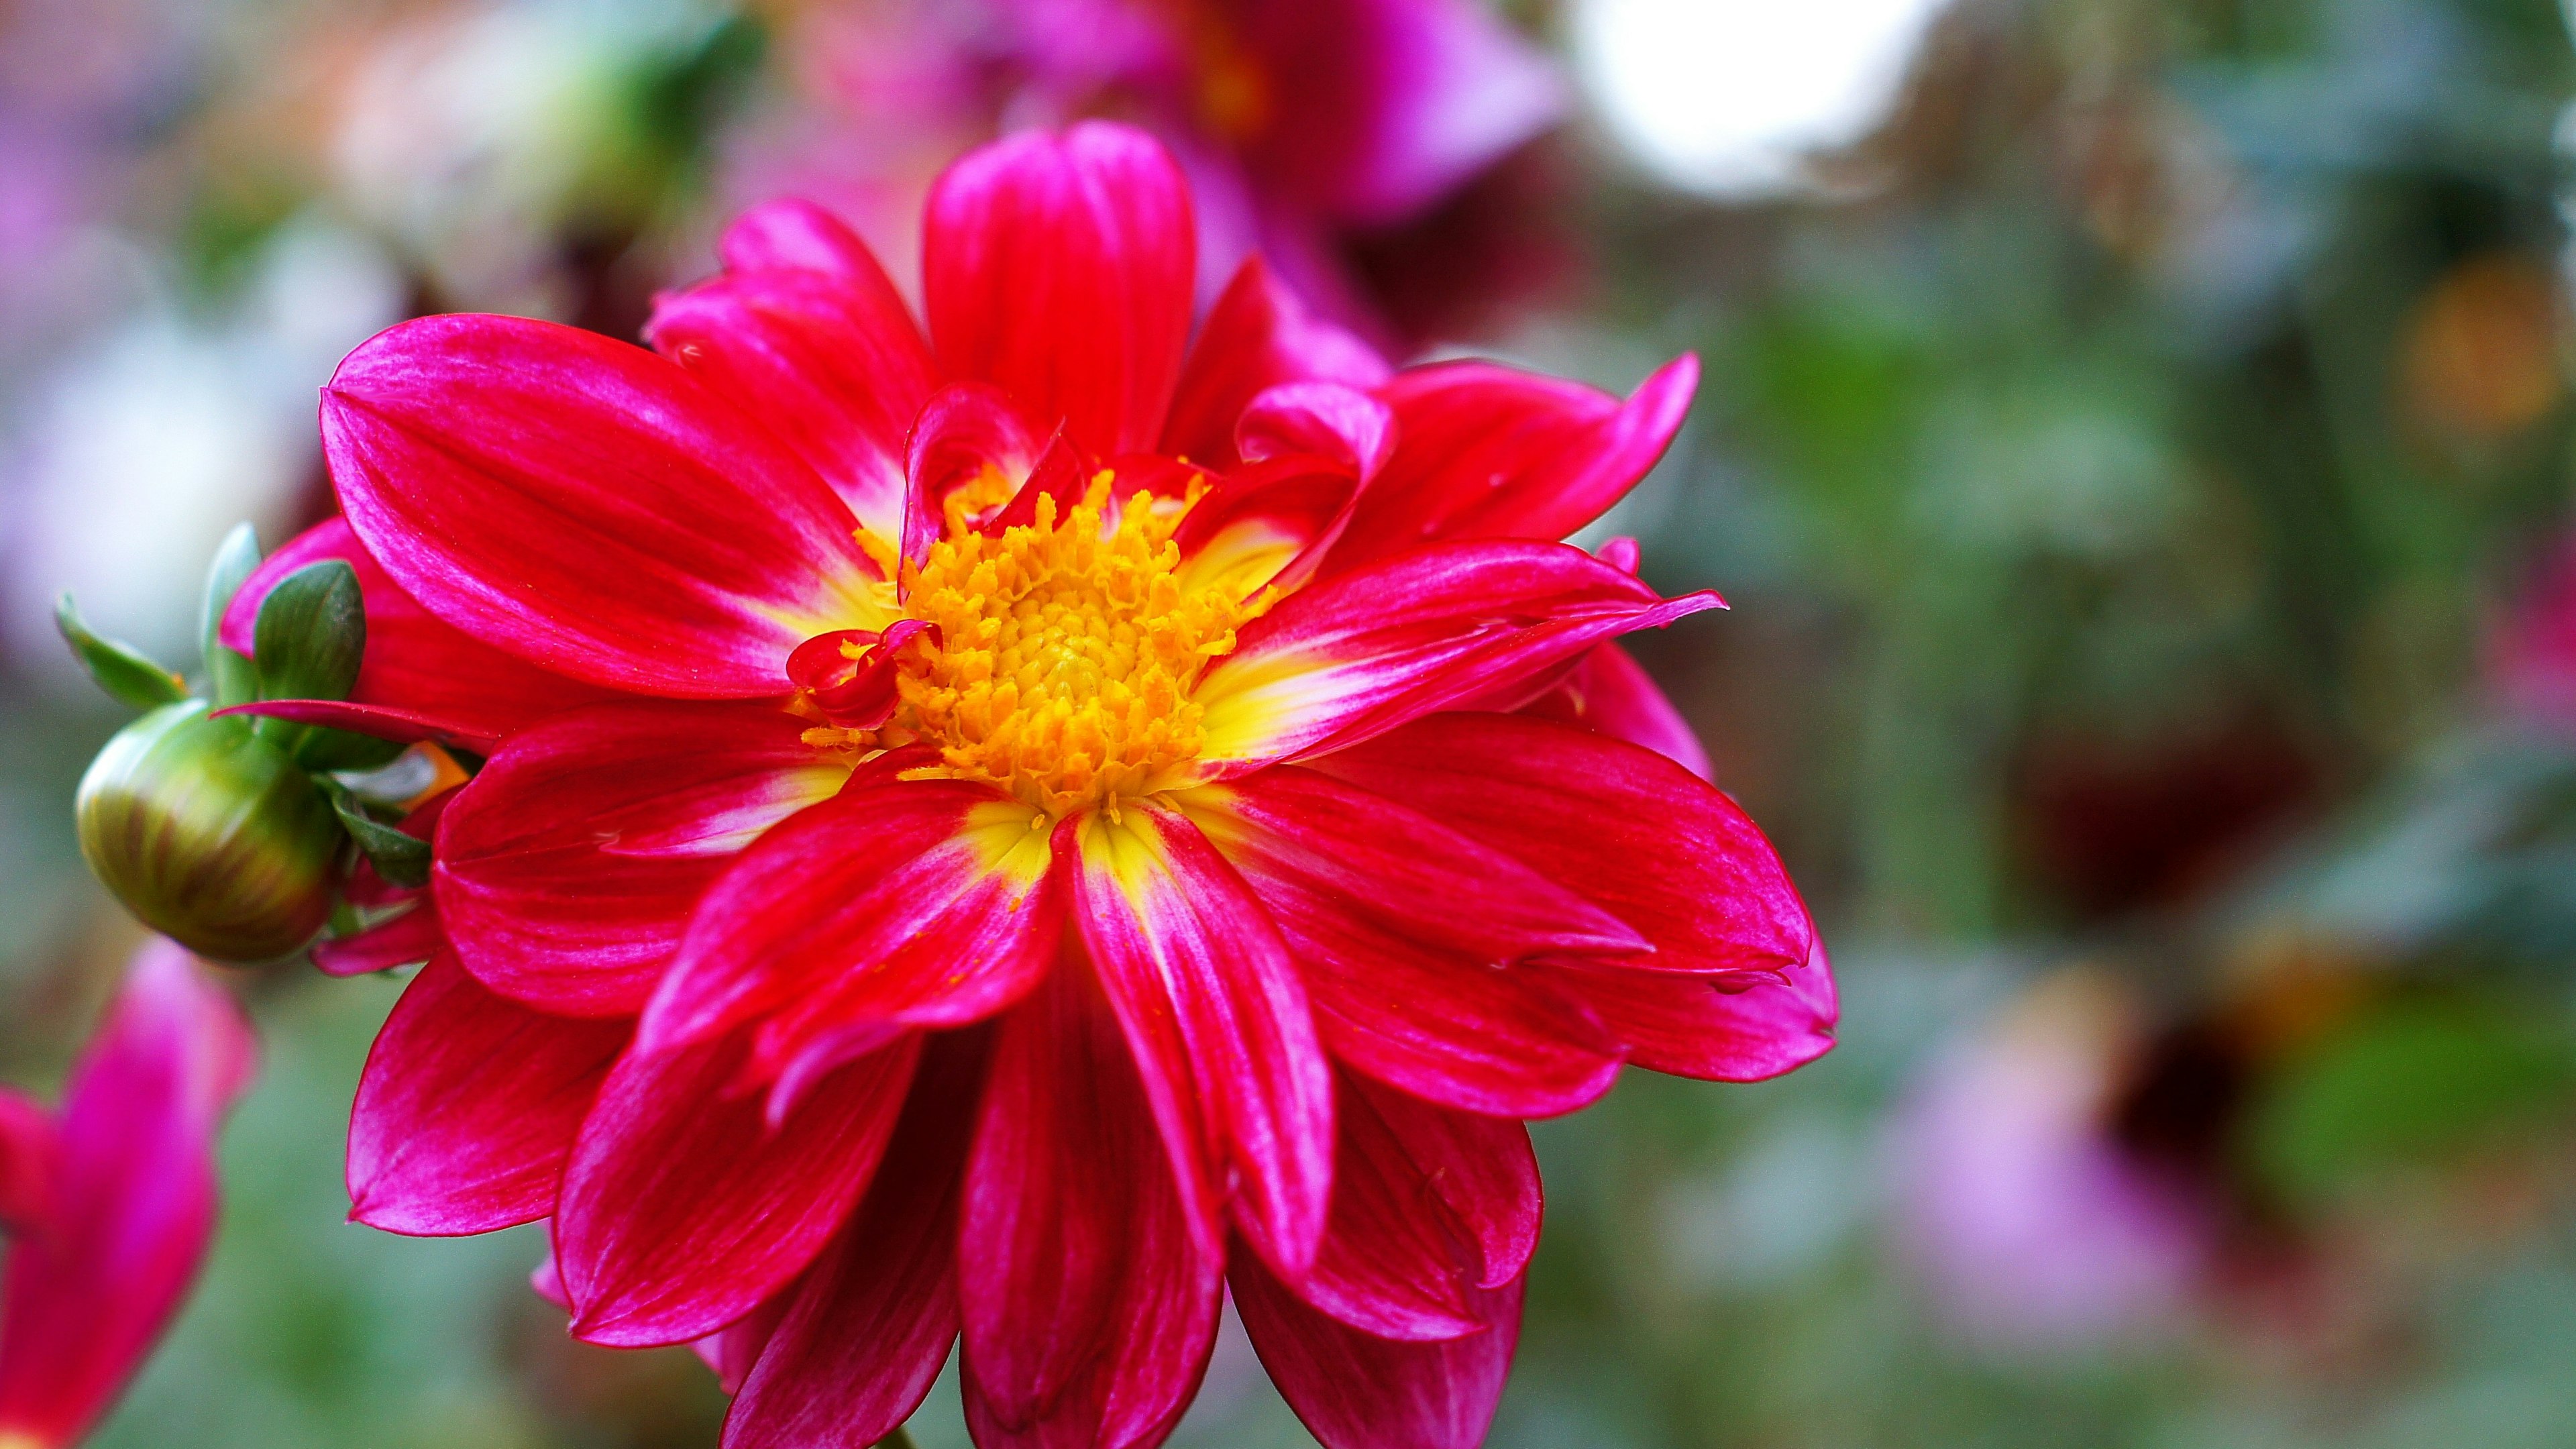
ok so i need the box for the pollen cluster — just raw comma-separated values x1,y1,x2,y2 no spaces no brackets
872,472,1258,815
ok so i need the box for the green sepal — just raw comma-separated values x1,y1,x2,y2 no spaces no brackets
55,593,190,711
201,523,263,708
325,783,430,888
253,560,366,704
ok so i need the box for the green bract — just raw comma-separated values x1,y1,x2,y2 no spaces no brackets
75,698,345,963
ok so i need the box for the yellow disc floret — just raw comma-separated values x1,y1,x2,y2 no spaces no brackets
887,471,1260,816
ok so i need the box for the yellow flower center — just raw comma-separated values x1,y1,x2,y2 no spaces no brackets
826,472,1260,816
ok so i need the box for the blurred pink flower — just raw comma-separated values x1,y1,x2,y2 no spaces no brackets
0,938,258,1448
2492,531,2576,730
1890,972,2206,1354
724,0,1565,347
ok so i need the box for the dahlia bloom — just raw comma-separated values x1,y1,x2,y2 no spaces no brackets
728,0,1565,343
0,938,258,1449
237,122,1831,1447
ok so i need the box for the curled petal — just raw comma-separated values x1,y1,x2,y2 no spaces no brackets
902,381,1048,561
786,619,935,728
347,952,629,1235
1173,455,1366,602
960,965,1223,1449
435,702,851,1016
1193,540,1720,775
219,517,615,743
1163,256,1391,470
213,699,501,755
1066,804,1335,1273
1236,382,1395,482
0,941,257,1449
324,313,888,696
1313,712,1817,978
1328,354,1699,574
556,1032,920,1347
925,122,1195,455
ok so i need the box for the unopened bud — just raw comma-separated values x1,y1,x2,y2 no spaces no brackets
75,700,345,962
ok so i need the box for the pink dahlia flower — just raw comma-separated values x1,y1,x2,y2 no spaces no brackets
231,122,1830,1448
0,938,258,1448
729,0,1566,343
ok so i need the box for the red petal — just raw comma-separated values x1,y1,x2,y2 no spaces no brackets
641,780,1058,1066
924,123,1195,455
1184,769,1624,1117
1328,354,1698,575
0,1092,54,1234
1232,1244,1523,1449
1517,641,1714,781
1067,805,1335,1273
1313,712,1818,978
1292,1075,1541,1340
435,701,849,1016
556,1032,920,1346
1193,540,1720,775
1171,455,1366,602
309,899,443,977
1532,948,1839,1082
959,966,1223,1449
722,1032,987,1449
1163,256,1390,470
219,517,616,743
347,952,628,1235
324,313,888,697
648,258,937,542
0,940,256,1448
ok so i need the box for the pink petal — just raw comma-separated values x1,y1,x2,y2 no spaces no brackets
1163,256,1391,471
1171,455,1368,602
434,701,850,1016
219,517,616,743
0,1092,54,1234
1291,1074,1542,1341
1327,355,1699,575
556,1032,920,1347
959,966,1223,1449
924,123,1195,455
1192,540,1720,775
1184,770,1624,1118
641,780,1059,1066
648,256,938,543
694,1293,793,1397
1232,1244,1524,1449
347,951,629,1235
213,699,502,755
1313,712,1818,978
723,1032,987,1449
1533,947,1839,1082
718,198,883,278
324,313,888,697
1066,804,1335,1274
0,940,256,1448
1517,641,1715,781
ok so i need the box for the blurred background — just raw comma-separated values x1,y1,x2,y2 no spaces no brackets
9,0,2576,1444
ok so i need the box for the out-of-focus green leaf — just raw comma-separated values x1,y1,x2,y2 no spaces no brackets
55,593,190,710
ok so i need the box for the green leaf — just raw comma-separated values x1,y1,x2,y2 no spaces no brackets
55,593,190,710
201,523,263,707
325,786,430,889
253,561,366,704
293,727,409,773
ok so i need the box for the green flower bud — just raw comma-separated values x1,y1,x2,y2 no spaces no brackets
76,699,346,963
